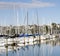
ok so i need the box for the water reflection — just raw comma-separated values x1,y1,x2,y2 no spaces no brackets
0,39,60,56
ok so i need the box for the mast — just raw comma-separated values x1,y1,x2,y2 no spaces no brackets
16,10,19,34
27,10,28,34
23,11,26,46
36,9,40,42
50,18,52,34
0,20,2,35
36,10,39,33
26,10,29,44
14,5,19,35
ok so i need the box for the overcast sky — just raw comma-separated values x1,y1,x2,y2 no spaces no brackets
0,0,60,26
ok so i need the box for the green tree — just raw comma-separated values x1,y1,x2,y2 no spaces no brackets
6,30,10,35
11,28,15,35
45,25,48,34
51,23,57,29
30,29,34,34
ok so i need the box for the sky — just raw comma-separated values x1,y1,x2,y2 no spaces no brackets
0,0,60,26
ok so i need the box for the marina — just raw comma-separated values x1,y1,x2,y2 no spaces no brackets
0,0,60,56
0,37,60,56
0,34,60,47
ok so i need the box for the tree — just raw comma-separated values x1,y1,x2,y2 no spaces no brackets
6,30,10,35
11,28,15,35
45,25,48,34
51,23,57,29
30,28,34,34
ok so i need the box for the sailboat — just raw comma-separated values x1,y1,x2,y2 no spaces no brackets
40,19,56,42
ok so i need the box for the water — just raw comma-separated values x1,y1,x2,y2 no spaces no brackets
0,39,60,56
